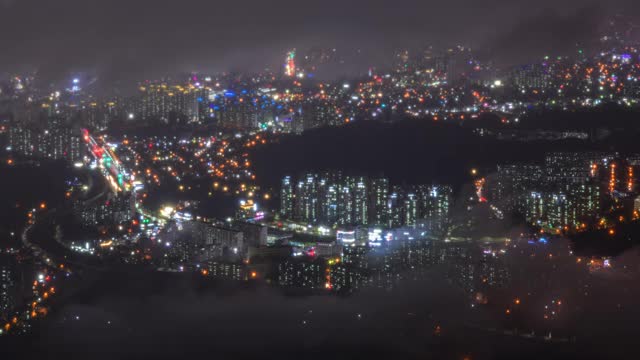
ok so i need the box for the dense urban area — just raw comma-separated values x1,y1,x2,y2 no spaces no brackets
3,11,640,360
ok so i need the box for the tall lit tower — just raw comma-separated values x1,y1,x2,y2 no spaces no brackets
285,49,296,77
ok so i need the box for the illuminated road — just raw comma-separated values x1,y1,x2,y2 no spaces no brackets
82,129,132,193
22,134,129,270
21,169,111,271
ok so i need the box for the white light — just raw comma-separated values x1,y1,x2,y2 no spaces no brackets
160,206,174,218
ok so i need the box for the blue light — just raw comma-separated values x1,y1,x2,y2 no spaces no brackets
224,91,236,97
197,97,203,102
539,238,548,244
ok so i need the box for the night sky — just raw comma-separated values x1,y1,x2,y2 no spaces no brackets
1,0,639,85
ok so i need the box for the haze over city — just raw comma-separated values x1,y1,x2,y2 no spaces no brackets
3,1,640,359
1,0,640,87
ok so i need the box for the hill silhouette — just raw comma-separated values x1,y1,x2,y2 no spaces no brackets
251,119,604,192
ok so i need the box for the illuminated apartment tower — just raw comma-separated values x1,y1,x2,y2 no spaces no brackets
338,185,354,225
316,172,340,225
403,193,418,226
285,50,296,77
323,184,339,225
369,178,389,225
280,176,293,218
387,191,402,228
603,158,635,195
294,174,318,223
417,185,453,233
352,177,369,225
0,259,16,316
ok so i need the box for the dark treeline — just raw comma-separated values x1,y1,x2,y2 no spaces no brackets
251,117,632,192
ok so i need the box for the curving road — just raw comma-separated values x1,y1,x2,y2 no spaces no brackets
21,168,111,271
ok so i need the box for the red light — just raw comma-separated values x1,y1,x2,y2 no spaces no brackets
325,283,332,290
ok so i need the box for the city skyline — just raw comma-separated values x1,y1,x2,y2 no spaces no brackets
3,2,640,359
1,1,640,87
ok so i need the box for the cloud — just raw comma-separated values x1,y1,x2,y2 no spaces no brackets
8,269,475,359
1,0,15,8
0,1,637,90
484,4,605,66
